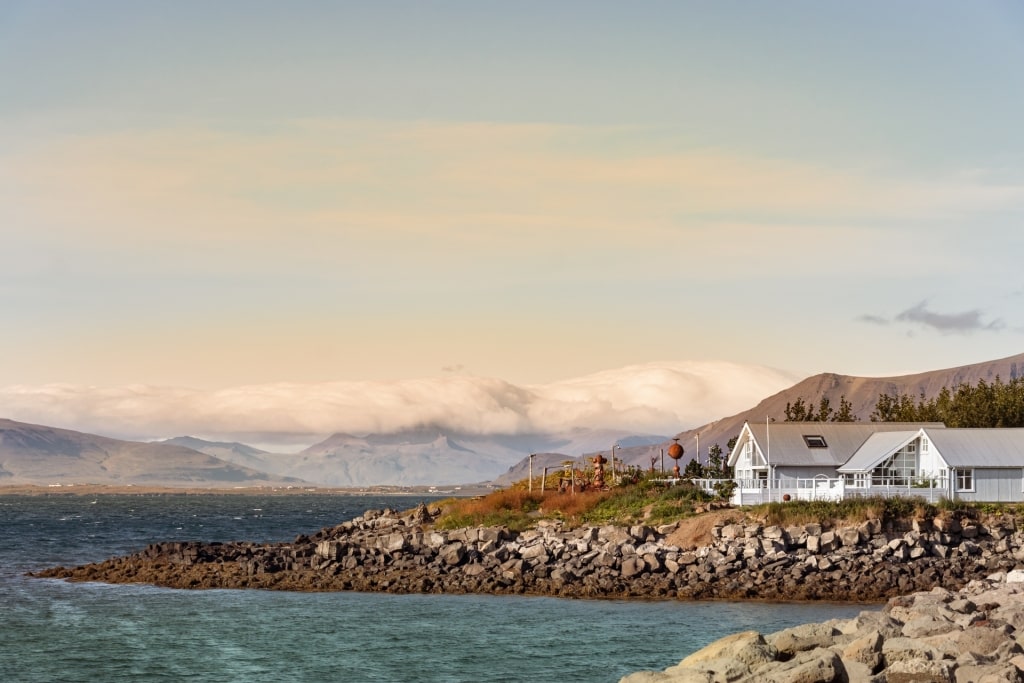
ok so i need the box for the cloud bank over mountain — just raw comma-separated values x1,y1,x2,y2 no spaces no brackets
0,361,800,450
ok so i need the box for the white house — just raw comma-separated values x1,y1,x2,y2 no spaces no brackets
724,421,1024,503
838,427,1024,503
726,421,944,503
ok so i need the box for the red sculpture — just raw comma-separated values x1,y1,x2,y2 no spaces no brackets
667,439,684,478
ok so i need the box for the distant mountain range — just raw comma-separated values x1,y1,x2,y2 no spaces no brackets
167,427,669,487
161,436,276,473
5,351,1024,488
0,419,302,487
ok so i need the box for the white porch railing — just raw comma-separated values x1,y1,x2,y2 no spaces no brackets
729,477,846,505
844,478,949,504
682,476,951,505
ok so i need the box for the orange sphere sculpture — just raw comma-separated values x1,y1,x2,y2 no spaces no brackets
667,442,684,460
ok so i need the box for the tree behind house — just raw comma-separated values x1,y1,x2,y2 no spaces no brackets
870,376,1024,427
784,395,858,422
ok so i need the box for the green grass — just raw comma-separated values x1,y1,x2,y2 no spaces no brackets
580,479,713,526
751,496,925,527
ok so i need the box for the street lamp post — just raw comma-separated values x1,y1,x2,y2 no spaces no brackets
611,445,620,484
766,416,772,503
529,453,536,493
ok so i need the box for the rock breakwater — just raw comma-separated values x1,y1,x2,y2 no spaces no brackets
31,504,1024,602
622,571,1024,682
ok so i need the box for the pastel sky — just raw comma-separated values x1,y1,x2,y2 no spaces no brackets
2,2,1024,447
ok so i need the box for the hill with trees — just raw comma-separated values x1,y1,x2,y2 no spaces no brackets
647,351,1024,472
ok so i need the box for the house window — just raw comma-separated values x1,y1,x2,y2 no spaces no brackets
920,438,928,454
803,435,827,448
871,443,918,486
956,469,974,492
843,473,867,488
755,470,768,488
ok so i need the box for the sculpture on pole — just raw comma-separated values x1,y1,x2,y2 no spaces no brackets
592,453,607,489
667,438,684,479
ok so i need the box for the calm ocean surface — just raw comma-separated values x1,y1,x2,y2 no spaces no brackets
1,494,874,682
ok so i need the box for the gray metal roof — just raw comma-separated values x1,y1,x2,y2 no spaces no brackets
924,428,1024,468
739,422,943,468
837,431,920,473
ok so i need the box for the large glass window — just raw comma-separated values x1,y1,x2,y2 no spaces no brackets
956,469,974,491
871,442,917,486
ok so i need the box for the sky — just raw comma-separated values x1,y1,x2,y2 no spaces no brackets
2,2,1024,448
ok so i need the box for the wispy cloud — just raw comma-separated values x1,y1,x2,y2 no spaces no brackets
6,121,1022,277
893,300,1004,333
0,361,800,449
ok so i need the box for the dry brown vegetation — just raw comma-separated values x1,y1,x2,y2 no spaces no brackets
435,476,717,530
434,475,1024,538
435,487,620,530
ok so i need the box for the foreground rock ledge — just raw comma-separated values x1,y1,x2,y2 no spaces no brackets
622,571,1024,683
29,504,1024,602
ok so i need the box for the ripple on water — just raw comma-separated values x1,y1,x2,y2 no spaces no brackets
0,494,877,683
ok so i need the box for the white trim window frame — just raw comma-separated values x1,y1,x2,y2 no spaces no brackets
956,468,975,492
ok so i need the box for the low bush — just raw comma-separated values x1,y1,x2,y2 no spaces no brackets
755,496,939,528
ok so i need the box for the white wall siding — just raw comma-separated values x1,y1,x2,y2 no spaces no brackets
917,435,946,477
955,468,1024,503
776,467,840,482
732,427,766,481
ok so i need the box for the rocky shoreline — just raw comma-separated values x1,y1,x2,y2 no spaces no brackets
623,573,1024,682
30,504,1024,602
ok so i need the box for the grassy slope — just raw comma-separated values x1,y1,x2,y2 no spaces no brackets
434,474,1022,533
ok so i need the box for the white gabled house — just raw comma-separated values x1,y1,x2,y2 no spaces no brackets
726,421,945,504
724,421,1024,504
838,427,1024,503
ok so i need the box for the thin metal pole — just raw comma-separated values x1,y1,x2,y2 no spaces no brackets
529,454,535,493
767,416,771,503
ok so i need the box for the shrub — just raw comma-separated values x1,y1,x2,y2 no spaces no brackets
713,480,737,501
756,496,936,528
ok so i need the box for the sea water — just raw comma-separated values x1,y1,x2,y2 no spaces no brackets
0,494,874,682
